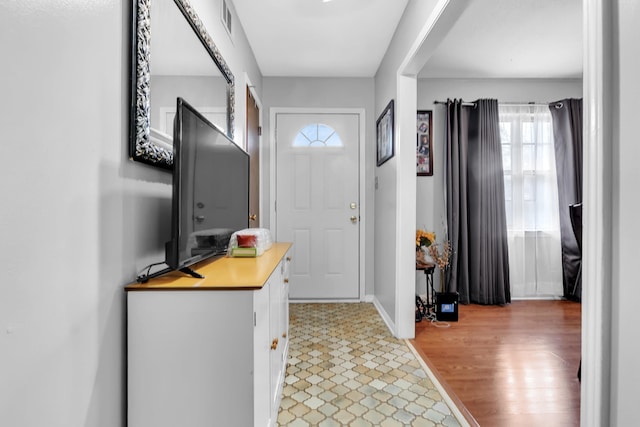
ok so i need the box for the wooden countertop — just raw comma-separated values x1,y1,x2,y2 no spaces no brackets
126,242,292,291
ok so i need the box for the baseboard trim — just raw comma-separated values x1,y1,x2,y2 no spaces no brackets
288,294,375,304
371,296,396,336
511,296,564,301
289,299,361,304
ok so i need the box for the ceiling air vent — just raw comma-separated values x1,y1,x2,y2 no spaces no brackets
221,0,232,40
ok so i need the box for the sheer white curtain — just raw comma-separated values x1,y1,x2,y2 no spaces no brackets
499,104,563,298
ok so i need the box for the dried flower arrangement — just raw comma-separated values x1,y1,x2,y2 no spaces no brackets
428,240,452,290
427,241,451,271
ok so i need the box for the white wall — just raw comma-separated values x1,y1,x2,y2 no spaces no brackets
415,78,583,294
610,0,640,424
373,0,441,337
262,77,376,296
0,0,260,425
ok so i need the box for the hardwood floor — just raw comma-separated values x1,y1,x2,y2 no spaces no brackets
410,300,581,427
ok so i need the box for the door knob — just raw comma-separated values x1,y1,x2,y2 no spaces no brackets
350,216,358,224
249,214,257,221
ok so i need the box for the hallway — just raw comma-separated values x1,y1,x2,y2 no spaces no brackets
278,303,464,426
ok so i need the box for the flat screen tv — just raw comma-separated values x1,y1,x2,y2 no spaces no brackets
164,97,249,278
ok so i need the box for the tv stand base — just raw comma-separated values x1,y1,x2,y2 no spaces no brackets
179,267,204,279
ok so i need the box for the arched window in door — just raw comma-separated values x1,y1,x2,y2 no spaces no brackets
292,123,343,147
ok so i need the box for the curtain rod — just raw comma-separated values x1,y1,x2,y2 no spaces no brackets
433,100,475,106
433,100,553,107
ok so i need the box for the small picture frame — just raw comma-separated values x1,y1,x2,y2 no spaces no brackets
417,110,433,176
376,100,395,167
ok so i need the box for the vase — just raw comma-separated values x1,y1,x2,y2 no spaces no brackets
416,248,431,266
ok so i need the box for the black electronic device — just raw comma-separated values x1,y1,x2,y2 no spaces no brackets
164,97,249,277
435,292,459,321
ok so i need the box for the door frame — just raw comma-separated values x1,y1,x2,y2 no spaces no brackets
396,0,610,423
270,107,367,301
244,73,264,227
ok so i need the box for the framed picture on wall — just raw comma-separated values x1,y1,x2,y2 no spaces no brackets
376,100,394,166
417,110,433,176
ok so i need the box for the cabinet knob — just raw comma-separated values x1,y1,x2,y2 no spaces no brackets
284,278,289,284
286,257,292,262
282,332,287,338
271,338,279,350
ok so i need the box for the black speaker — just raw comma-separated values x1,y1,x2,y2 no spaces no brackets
435,292,459,321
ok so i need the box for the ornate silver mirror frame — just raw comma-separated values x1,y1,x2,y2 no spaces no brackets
129,0,235,170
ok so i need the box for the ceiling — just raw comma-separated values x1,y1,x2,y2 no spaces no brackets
232,0,582,79
419,0,583,79
232,0,409,77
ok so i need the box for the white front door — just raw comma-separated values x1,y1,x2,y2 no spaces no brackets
275,112,360,299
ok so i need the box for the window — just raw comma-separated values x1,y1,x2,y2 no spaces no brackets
500,106,558,231
500,104,562,297
293,123,343,147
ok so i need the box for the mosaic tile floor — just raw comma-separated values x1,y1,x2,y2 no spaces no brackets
277,303,462,427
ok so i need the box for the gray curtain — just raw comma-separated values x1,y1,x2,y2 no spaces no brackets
549,99,583,301
445,99,511,305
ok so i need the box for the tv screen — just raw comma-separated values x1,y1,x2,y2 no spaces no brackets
165,97,249,275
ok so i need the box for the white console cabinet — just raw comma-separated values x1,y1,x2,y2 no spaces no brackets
126,243,291,427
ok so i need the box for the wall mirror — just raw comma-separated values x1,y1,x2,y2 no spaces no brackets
130,0,235,170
